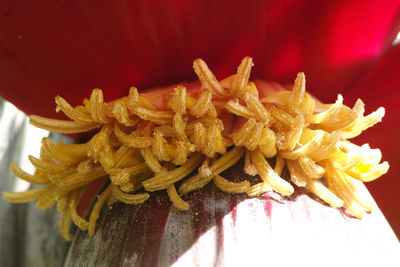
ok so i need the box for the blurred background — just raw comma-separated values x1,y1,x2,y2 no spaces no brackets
0,100,70,266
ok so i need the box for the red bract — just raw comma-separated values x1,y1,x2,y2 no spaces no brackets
0,0,399,235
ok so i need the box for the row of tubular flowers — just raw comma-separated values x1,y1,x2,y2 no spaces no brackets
2,57,388,240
